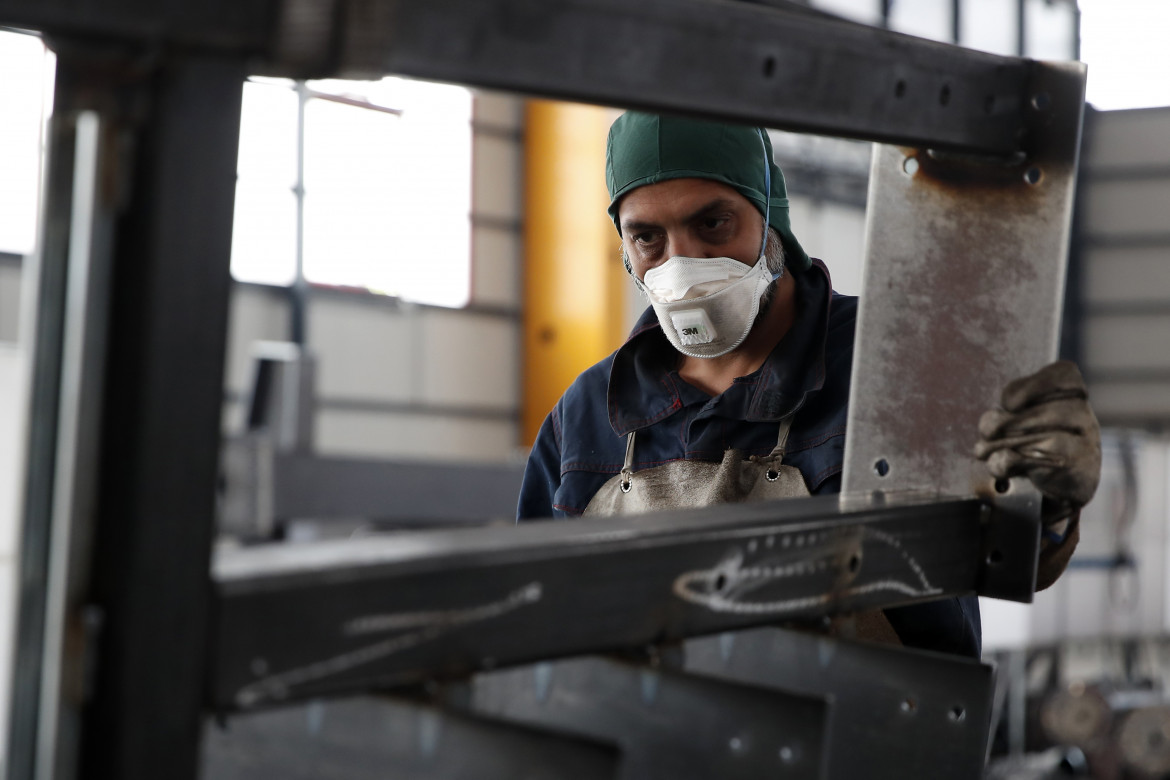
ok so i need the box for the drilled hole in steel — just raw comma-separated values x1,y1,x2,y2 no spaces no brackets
894,79,907,98
1031,92,1052,110
950,706,967,723
902,157,919,176
900,697,918,714
714,573,728,591
874,458,890,477
987,548,1004,566
848,553,861,574
763,56,777,78
939,84,951,106
994,478,1011,494
1024,167,1043,185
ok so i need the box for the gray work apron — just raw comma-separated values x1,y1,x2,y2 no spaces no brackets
584,415,808,516
583,416,901,646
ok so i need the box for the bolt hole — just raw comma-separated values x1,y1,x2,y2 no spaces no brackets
714,573,728,591
1031,92,1052,110
894,79,906,98
874,458,890,477
984,95,995,115
900,697,917,714
950,706,966,723
848,553,861,574
939,84,951,106
1024,167,1043,185
987,548,1004,566
994,478,1011,494
763,56,776,78
902,157,918,176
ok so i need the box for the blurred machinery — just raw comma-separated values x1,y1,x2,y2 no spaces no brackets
219,342,524,541
0,0,1087,778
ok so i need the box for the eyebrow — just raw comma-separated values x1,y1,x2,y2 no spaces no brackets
621,197,740,234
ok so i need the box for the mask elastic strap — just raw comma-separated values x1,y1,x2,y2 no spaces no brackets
756,128,781,282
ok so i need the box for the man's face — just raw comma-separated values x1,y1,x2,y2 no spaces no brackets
618,178,764,281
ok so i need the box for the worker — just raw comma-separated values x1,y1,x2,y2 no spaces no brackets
517,111,1101,657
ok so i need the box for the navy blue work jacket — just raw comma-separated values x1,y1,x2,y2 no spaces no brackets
518,260,982,658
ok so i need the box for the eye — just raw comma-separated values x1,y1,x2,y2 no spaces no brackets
699,214,731,233
632,231,661,247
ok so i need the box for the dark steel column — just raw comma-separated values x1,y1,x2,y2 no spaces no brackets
78,49,243,779
9,41,245,780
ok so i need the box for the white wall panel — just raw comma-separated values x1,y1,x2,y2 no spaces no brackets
223,285,290,393
788,197,866,297
1083,314,1170,371
473,134,523,222
308,296,416,403
1085,382,1170,422
1084,246,1170,305
418,309,518,408
472,227,522,308
0,262,21,343
1084,178,1170,238
473,90,524,130
316,407,517,462
1085,108,1170,171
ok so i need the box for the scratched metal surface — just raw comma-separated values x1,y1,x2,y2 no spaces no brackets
842,61,1087,501
201,696,619,779
471,656,828,780
210,497,987,710
685,627,994,780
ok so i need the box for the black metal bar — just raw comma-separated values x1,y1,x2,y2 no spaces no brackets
685,627,995,780
0,0,273,49
0,0,1039,155
209,496,1030,710
271,452,525,521
323,0,1030,155
202,696,621,779
469,656,829,779
60,47,246,779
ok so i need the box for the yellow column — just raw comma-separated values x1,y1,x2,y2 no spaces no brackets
522,101,626,446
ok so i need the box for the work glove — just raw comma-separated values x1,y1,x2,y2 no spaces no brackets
973,361,1101,526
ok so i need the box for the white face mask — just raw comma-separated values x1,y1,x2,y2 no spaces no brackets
627,127,779,360
640,253,776,359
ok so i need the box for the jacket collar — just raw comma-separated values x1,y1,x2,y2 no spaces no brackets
607,259,834,436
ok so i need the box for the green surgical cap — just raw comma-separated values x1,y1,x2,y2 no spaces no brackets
605,111,810,272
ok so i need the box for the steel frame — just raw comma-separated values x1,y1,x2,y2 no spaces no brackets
1,0,1087,778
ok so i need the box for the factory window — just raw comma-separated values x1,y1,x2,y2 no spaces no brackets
231,77,473,308
0,30,54,257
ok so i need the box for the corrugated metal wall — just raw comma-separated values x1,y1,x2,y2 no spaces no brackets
1078,106,1170,427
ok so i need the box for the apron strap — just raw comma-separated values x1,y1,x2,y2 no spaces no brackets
619,431,636,492
767,414,796,459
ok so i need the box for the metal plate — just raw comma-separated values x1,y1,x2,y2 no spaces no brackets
210,496,988,710
842,60,1087,502
685,627,995,780
469,656,828,779
201,696,619,780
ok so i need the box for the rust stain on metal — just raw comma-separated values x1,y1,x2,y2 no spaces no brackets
871,149,1050,489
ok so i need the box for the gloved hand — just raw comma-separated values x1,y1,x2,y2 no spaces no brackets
974,361,1101,525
